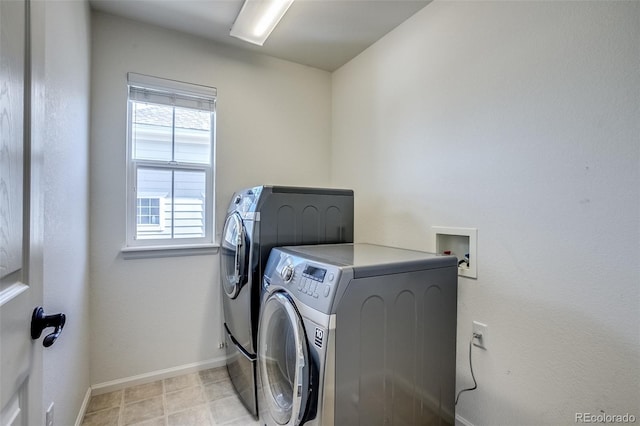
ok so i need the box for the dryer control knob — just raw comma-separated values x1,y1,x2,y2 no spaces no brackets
281,265,294,283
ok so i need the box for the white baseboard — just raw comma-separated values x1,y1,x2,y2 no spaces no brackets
90,356,227,396
456,413,475,426
74,387,92,426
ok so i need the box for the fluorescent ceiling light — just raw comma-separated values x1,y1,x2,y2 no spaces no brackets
230,0,295,46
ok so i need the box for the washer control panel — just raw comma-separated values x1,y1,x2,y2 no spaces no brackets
298,264,327,299
264,249,343,314
302,265,326,282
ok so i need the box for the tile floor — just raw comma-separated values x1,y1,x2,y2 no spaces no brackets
81,367,260,426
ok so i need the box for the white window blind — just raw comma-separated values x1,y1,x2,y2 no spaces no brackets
124,73,217,251
128,72,217,109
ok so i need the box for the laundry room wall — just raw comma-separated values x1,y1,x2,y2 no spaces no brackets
90,11,332,386
331,2,639,425
41,1,92,424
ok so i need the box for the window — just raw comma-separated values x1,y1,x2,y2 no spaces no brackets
137,197,162,226
125,73,216,249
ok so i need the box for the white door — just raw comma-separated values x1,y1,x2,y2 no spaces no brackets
0,0,45,424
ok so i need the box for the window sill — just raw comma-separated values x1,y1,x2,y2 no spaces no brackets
121,243,219,260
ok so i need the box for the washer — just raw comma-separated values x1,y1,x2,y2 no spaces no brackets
221,186,354,417
258,243,458,426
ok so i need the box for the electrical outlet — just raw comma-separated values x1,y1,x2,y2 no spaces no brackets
472,321,488,350
218,342,225,349
46,402,54,426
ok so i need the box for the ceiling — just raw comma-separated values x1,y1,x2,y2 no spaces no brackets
89,0,431,72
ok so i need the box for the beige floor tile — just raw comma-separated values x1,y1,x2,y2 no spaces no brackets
123,396,165,425
81,407,121,426
198,367,228,384
164,373,200,393
81,370,249,426
124,381,164,404
87,390,123,414
167,405,213,426
165,386,206,414
209,395,252,424
127,417,167,426
203,380,236,401
215,414,260,426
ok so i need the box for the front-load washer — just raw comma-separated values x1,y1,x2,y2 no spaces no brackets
221,186,354,417
258,243,458,426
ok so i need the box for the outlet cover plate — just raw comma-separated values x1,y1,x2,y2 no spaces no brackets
472,321,488,350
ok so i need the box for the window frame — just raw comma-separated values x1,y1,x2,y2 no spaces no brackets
124,73,217,252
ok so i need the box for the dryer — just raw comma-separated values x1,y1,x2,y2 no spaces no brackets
258,244,458,426
220,186,354,417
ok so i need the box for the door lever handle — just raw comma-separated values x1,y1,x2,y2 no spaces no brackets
31,306,66,347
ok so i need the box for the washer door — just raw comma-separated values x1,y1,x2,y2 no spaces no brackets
259,292,311,426
220,212,249,299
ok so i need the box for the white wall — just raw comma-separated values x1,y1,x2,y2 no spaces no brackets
41,1,92,424
332,1,639,425
89,12,332,385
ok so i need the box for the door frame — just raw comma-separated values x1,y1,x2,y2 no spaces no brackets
26,0,46,418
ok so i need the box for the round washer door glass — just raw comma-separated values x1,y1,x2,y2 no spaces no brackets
220,212,248,298
258,292,310,425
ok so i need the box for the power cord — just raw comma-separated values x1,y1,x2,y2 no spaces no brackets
455,332,480,405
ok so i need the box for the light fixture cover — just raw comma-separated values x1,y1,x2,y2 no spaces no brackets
230,0,295,46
